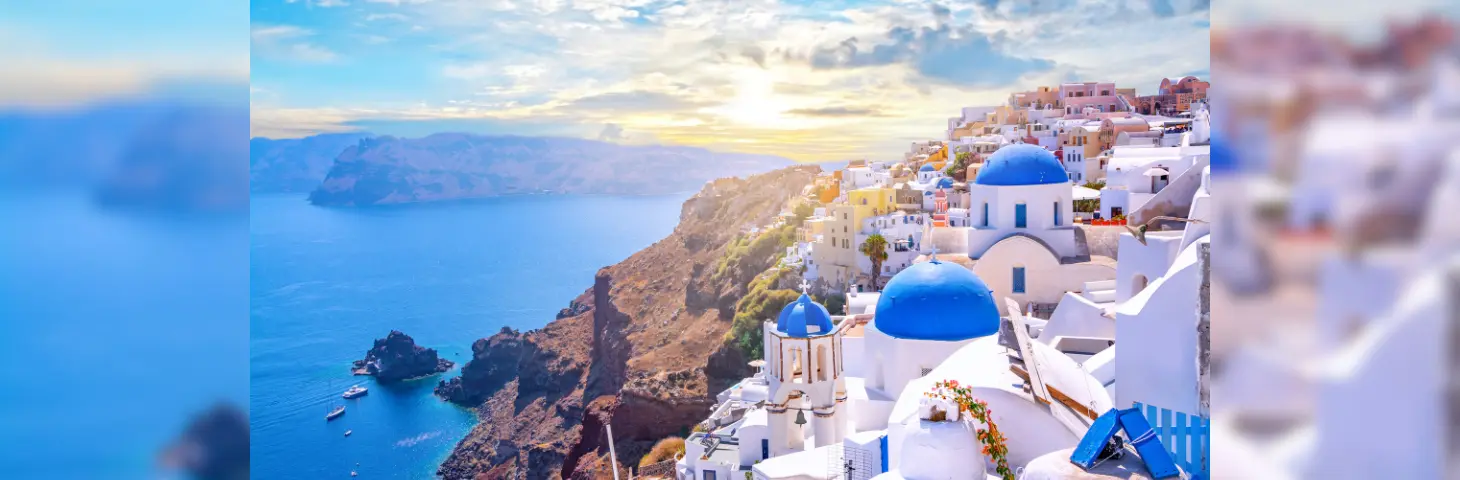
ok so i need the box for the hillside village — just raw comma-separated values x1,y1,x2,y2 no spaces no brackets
662,77,1218,480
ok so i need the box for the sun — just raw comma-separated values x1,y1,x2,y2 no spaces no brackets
709,68,787,126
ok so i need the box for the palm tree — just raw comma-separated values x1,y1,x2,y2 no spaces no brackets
859,234,890,291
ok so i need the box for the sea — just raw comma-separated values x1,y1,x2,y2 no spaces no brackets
248,192,691,478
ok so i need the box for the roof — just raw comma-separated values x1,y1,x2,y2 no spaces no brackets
776,294,834,337
920,164,936,172
1105,117,1148,127
973,144,1069,186
872,260,1000,341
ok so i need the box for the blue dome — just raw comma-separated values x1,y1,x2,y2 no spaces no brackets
973,144,1067,186
1209,133,1234,173
873,260,1000,341
777,293,835,337
919,164,935,172
936,177,954,188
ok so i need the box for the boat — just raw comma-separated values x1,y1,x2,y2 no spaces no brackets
344,430,352,437
342,385,368,399
350,471,358,477
326,405,346,421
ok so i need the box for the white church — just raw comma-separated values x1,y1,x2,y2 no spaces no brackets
676,148,1216,479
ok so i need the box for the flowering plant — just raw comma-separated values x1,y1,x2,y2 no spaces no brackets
924,379,1013,480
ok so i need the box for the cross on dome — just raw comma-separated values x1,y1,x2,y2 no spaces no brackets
799,279,811,294
928,245,940,264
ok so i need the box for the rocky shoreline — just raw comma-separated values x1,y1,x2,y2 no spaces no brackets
430,165,819,478
352,330,454,383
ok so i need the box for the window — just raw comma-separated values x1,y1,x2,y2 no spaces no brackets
982,203,989,227
704,470,717,480
762,439,770,460
920,367,933,376
1053,201,1061,226
1015,203,1027,228
1013,267,1026,294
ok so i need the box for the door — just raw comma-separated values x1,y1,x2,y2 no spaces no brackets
1015,204,1027,228
1013,267,1026,294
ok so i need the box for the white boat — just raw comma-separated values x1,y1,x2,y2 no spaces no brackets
326,405,346,421
342,385,368,399
344,430,353,437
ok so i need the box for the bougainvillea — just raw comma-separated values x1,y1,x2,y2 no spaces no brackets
924,379,1013,480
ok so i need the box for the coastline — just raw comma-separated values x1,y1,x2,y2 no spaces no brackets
429,165,820,478
248,192,694,479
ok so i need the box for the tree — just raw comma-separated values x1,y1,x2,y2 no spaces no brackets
793,201,816,225
859,234,890,291
946,151,974,181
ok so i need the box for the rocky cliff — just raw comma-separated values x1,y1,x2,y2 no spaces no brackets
250,132,371,193
305,133,793,206
433,165,819,479
353,330,454,383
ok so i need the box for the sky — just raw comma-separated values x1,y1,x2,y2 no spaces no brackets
249,0,1215,161
0,0,249,108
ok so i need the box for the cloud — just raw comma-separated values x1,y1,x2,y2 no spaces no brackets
365,13,409,21
252,25,339,63
316,0,349,7
250,0,1212,161
562,90,707,112
806,21,1055,87
785,106,889,117
598,123,624,141
741,46,767,68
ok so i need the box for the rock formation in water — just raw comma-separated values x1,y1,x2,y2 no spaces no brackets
353,330,454,383
433,165,818,479
305,133,793,206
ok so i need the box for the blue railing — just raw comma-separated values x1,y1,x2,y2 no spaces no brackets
1132,402,1209,479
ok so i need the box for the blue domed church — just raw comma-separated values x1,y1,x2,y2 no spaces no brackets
762,286,851,457
863,258,1003,398
963,144,1077,261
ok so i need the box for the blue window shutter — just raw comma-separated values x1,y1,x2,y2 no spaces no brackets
1015,204,1027,228
1054,201,1061,226
1013,267,1026,293
762,439,769,460
982,203,989,227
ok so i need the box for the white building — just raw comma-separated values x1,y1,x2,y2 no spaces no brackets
859,212,928,279
1098,117,1210,220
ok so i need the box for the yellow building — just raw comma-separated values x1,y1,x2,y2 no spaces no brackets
846,186,895,219
926,145,948,168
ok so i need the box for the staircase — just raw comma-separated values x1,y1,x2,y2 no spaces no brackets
1080,279,1118,305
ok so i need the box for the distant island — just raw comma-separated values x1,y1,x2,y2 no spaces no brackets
250,132,372,193
250,132,795,206
352,330,454,383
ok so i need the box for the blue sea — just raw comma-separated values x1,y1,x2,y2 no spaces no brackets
249,192,690,478
0,191,249,479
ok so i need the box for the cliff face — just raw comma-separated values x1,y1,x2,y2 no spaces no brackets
352,330,454,383
434,165,819,479
250,133,371,193
305,133,793,206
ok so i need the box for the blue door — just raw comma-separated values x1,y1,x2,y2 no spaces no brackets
982,203,989,227
1015,204,1027,228
762,439,769,460
1013,267,1026,293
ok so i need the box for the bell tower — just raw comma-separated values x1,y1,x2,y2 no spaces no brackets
763,281,848,457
